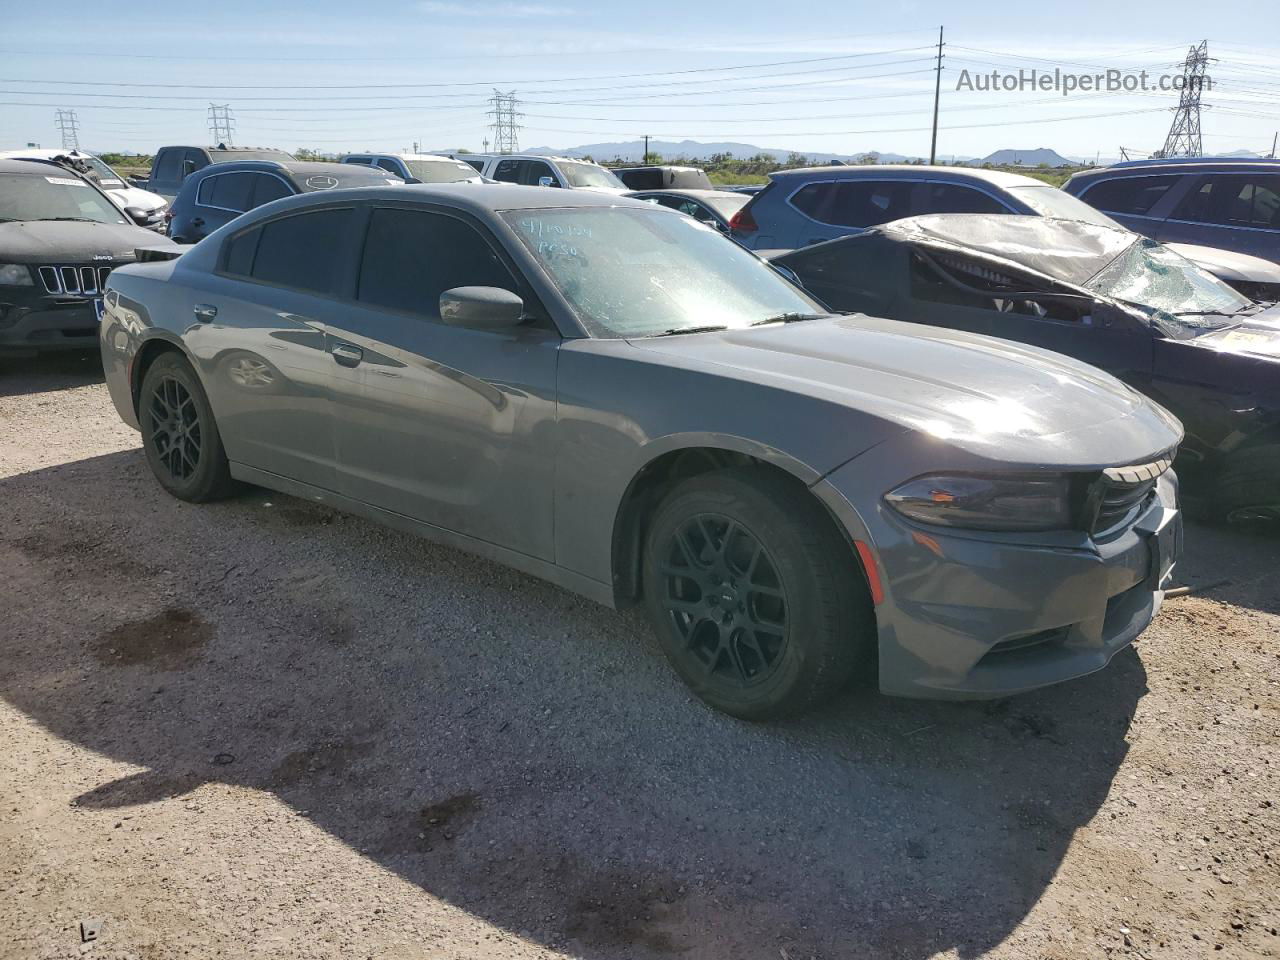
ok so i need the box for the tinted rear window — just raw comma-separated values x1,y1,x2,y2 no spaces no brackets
790,180,914,228
225,207,352,293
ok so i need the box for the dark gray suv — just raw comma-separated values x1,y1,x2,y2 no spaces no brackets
1064,158,1280,264
728,165,1102,250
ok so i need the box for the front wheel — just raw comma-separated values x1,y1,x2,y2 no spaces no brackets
1219,444,1280,525
139,351,239,502
642,468,875,720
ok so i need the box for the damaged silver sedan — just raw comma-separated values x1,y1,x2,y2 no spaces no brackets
100,186,1182,718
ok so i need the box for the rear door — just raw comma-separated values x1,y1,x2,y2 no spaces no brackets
190,171,255,239
325,202,560,559
1154,173,1280,263
491,158,525,184
191,205,357,490
784,178,915,248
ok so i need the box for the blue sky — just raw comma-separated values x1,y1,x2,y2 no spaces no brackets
1,0,1277,160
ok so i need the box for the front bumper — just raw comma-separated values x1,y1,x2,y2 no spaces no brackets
0,295,100,353
818,468,1181,700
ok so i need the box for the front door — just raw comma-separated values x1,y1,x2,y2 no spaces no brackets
327,204,560,560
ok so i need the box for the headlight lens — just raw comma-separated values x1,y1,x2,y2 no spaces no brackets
885,474,1072,531
0,263,33,286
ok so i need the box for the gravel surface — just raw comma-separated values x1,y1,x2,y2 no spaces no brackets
1,352,1277,960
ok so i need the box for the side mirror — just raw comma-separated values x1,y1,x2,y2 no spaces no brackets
124,205,159,226
439,286,525,329
537,176,557,188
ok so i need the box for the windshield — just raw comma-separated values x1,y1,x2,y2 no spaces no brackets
0,173,126,224
503,206,824,338
405,159,480,183
1007,185,1121,228
1087,237,1253,333
559,161,625,190
79,156,125,185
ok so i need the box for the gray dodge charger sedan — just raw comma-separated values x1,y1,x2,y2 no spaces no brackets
100,185,1183,719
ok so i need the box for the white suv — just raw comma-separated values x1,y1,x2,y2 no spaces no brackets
340,153,483,184
473,155,627,194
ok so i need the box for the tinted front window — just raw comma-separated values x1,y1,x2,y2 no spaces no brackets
1080,175,1180,215
356,208,515,318
523,160,558,186
502,206,824,338
152,150,182,182
493,159,522,183
922,183,1009,215
790,180,913,228
232,207,352,293
0,173,126,224
1175,175,1280,229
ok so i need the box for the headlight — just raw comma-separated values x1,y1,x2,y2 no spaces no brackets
0,263,33,286
885,474,1072,532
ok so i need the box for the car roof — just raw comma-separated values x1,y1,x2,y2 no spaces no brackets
343,152,469,162
801,213,1138,288
187,160,394,178
614,165,704,173
627,188,746,199
0,157,90,175
1075,157,1280,177
251,182,648,213
767,164,1050,189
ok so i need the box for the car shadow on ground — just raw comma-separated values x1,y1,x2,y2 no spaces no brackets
1,449,1155,959
0,350,103,397
1177,519,1280,616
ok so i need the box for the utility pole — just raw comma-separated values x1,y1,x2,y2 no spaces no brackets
54,109,80,151
207,104,235,146
487,90,521,155
642,134,650,164
1271,132,1277,159
928,27,945,165
1158,41,1211,158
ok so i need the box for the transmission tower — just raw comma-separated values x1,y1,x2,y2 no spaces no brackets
54,109,80,151
1158,41,1211,158
487,90,521,154
207,103,236,146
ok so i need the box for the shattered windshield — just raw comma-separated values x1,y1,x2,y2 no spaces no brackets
502,205,823,338
1086,237,1254,336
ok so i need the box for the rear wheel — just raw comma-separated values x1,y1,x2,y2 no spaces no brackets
139,351,239,502
1219,444,1280,526
642,467,874,720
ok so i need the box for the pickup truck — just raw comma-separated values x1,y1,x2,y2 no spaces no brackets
135,145,296,201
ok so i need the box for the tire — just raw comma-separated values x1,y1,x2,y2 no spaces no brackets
641,467,875,720
1218,444,1280,525
138,351,239,503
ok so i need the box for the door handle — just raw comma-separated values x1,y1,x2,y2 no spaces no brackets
193,303,217,322
331,342,363,367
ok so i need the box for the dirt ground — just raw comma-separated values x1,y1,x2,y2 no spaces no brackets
1,352,1277,960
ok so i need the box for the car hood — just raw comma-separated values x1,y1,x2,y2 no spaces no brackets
631,315,1182,468
105,185,168,212
0,220,161,263
1188,304,1280,360
1165,243,1280,284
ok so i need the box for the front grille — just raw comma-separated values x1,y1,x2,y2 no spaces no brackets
37,264,114,296
1086,456,1172,536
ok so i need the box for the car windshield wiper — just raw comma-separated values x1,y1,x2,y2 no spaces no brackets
749,312,829,326
650,324,730,337
35,217,101,223
1173,303,1263,318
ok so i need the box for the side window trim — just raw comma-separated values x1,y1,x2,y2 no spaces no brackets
197,170,291,214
